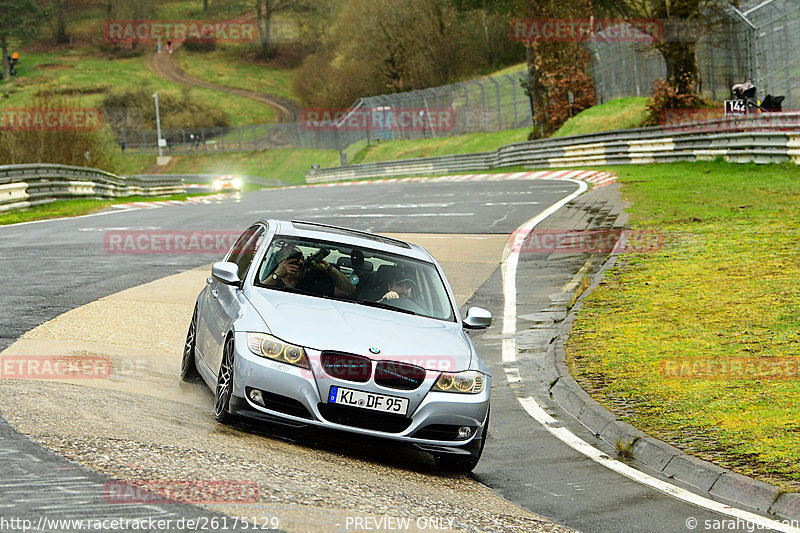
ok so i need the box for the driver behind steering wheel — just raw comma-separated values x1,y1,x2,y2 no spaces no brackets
378,276,417,302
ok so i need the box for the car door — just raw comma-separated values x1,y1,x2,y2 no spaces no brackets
199,225,265,374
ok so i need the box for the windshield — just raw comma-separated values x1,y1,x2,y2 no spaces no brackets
255,235,455,322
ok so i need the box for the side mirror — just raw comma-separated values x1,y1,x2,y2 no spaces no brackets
211,262,241,286
463,307,492,329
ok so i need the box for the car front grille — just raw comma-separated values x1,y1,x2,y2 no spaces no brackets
321,351,372,383
317,403,412,433
374,361,426,390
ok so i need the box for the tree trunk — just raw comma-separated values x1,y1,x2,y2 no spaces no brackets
56,0,69,44
658,41,700,95
203,0,209,14
255,0,277,58
2,38,8,81
526,43,548,136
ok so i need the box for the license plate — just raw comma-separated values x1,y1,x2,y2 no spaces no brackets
328,386,409,416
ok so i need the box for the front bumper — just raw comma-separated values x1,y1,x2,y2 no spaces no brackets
229,332,490,451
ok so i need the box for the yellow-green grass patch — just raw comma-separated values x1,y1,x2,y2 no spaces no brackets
567,160,800,488
553,97,649,138
0,192,213,226
358,128,531,164
3,51,273,125
161,149,340,186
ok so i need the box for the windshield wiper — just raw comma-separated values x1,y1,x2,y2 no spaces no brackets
355,299,418,316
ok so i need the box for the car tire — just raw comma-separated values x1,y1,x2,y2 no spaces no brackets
214,336,235,424
433,408,489,473
180,306,201,382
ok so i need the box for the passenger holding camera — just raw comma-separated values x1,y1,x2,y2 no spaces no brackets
264,247,355,297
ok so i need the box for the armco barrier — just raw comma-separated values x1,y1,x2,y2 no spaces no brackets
305,114,800,183
0,164,185,212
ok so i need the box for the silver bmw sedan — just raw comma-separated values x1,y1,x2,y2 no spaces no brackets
181,219,492,472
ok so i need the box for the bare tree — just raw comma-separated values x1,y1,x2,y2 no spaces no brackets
55,0,69,44
332,0,462,94
254,0,314,58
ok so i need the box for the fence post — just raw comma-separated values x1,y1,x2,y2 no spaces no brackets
252,125,258,150
462,83,471,132
488,76,502,131
475,79,487,132
505,74,518,127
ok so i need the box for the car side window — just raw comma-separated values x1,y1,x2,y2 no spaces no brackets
227,225,265,279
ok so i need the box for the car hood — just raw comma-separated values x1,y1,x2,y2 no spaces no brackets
246,289,473,371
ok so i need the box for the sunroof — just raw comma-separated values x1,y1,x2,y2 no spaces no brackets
291,221,412,249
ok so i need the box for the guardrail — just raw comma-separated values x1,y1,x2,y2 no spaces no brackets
305,113,800,183
0,164,185,212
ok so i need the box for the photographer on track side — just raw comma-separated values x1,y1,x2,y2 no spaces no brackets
263,246,355,298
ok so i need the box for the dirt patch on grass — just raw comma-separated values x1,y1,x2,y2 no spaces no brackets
36,85,109,96
35,63,73,70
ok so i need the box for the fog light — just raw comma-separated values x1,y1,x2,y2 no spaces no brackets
248,388,264,406
457,426,473,439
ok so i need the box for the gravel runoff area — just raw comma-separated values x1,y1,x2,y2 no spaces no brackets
0,234,572,533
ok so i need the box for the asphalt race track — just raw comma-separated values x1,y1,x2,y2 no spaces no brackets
0,179,776,532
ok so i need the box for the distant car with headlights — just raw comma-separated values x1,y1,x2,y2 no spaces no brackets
181,219,492,472
213,175,242,191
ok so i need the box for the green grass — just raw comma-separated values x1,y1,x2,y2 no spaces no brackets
154,0,251,19
357,128,531,164
177,47,296,101
553,97,649,138
1,50,273,125
115,154,160,175
162,149,341,185
474,62,526,79
0,192,209,226
567,160,800,487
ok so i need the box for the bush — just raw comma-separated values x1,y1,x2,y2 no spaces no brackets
182,41,216,53
645,75,703,125
100,84,231,132
543,66,595,132
0,95,123,173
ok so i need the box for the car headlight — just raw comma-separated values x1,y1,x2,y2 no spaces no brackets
431,370,486,394
232,178,242,189
246,333,309,369
213,180,222,190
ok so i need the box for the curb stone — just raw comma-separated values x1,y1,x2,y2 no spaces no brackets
542,193,800,522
